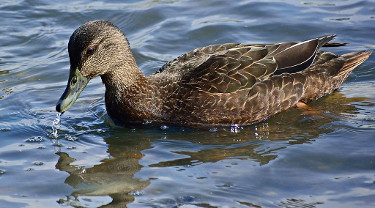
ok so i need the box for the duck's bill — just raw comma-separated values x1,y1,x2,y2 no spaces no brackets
56,67,89,113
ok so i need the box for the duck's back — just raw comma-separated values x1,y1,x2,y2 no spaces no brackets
147,35,371,126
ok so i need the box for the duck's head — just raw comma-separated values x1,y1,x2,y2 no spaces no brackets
56,20,131,113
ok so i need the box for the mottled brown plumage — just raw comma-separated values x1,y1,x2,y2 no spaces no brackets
56,20,372,127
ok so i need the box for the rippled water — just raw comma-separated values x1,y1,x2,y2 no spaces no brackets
1,0,375,207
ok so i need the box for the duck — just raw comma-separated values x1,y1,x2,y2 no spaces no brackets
56,20,372,127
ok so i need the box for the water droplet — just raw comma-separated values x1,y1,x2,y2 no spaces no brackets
33,162,44,166
96,129,105,133
160,124,169,130
142,120,152,125
51,113,61,139
66,146,77,150
25,136,45,143
230,124,242,133
65,135,78,142
129,190,144,196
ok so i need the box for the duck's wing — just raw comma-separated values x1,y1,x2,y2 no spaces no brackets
160,35,338,93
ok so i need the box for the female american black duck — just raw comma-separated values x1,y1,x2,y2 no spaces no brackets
56,20,372,127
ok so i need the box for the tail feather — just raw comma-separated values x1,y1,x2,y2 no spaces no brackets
299,50,372,103
322,42,347,47
317,34,336,48
339,51,372,76
318,34,347,47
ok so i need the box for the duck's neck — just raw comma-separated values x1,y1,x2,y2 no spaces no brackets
100,56,160,124
101,57,146,97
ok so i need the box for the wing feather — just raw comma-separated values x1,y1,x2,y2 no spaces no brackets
155,35,337,95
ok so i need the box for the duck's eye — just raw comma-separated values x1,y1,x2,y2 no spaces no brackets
86,47,95,55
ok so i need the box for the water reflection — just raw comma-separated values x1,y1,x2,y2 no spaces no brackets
56,133,153,207
55,91,368,207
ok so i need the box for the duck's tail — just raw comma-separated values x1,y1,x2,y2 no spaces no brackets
331,51,372,90
299,50,372,103
338,50,372,78
318,34,347,48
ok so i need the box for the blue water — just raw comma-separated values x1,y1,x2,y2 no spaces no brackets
0,0,374,207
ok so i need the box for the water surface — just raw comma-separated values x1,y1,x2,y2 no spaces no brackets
0,0,375,207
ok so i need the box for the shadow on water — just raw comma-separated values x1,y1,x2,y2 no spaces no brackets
54,91,369,207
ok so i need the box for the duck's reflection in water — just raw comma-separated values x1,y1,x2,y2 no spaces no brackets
55,134,153,207
55,92,367,207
